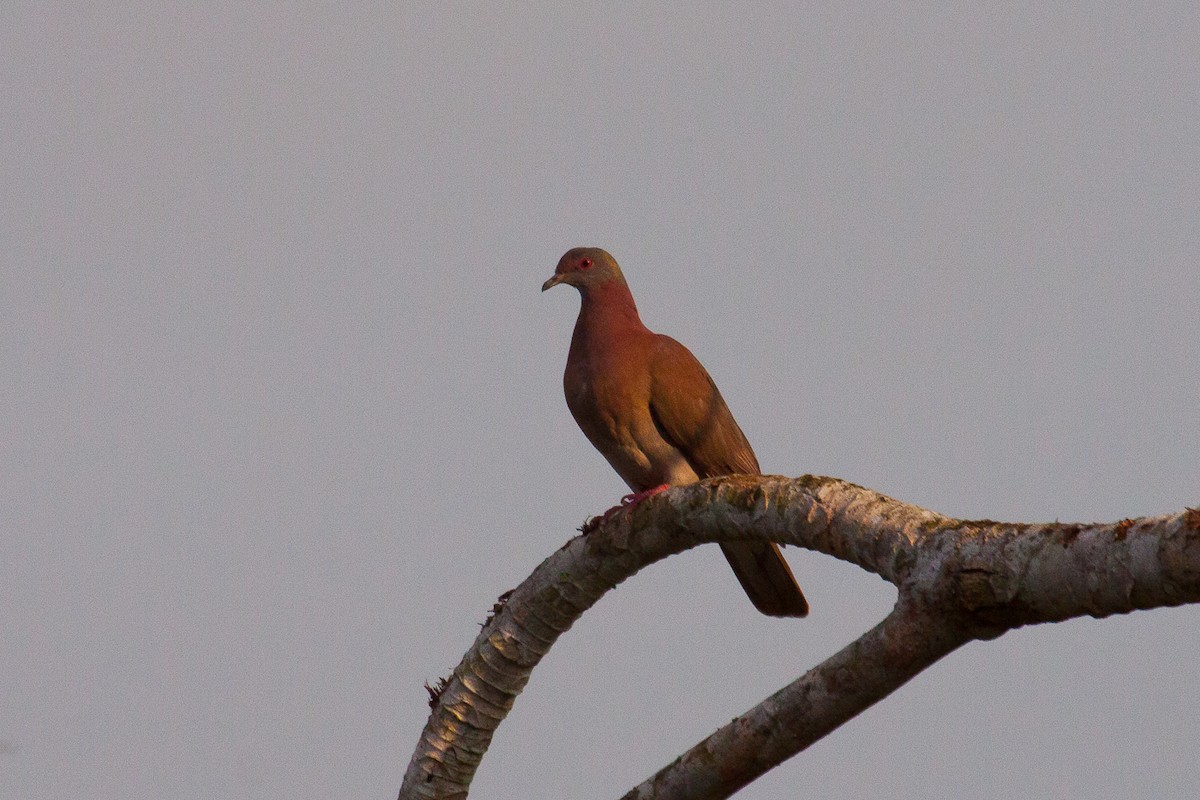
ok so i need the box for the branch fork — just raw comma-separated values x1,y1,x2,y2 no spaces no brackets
400,476,1200,799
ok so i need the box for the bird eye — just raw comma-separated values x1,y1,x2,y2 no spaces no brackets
580,258,593,269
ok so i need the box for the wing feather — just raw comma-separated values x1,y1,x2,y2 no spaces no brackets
646,335,759,478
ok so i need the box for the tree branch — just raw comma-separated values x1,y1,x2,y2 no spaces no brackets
398,476,1200,800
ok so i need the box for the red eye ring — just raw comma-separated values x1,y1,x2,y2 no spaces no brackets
580,258,593,269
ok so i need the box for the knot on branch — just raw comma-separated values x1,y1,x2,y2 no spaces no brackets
952,558,1021,640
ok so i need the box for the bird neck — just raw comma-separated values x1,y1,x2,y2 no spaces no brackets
569,280,648,366
576,279,644,333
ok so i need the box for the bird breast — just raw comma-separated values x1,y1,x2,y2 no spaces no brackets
563,356,698,491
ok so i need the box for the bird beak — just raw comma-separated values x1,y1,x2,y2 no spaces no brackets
541,273,567,292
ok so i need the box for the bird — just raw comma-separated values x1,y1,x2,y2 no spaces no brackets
542,247,808,618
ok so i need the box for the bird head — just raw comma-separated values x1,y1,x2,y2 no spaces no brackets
542,247,625,293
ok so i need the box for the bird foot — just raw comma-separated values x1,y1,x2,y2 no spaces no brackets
579,485,670,534
620,484,670,507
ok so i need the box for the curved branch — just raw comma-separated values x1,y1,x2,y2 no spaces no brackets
398,476,1200,799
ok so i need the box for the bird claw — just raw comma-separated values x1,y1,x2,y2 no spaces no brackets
579,485,670,534
620,484,670,506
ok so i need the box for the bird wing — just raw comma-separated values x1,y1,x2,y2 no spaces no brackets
647,334,807,617
646,334,760,478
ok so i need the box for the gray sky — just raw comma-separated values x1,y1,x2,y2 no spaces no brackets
3,4,1198,799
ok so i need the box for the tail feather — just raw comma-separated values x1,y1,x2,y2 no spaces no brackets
719,542,809,618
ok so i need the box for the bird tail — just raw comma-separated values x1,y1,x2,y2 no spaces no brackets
719,542,809,618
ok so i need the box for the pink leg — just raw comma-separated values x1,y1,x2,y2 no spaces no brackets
620,484,670,507
580,484,671,533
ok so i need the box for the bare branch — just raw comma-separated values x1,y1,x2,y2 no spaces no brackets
398,476,1200,799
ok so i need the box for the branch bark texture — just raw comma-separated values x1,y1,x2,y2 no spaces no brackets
399,476,1200,800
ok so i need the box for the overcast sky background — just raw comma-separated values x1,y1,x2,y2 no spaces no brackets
3,4,1198,799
